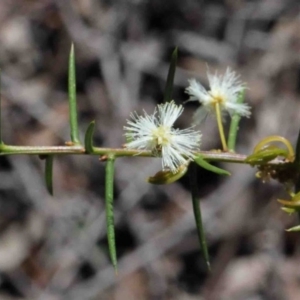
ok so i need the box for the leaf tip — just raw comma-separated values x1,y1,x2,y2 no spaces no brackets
173,46,178,56
70,42,74,54
206,261,211,272
114,266,118,276
45,155,54,196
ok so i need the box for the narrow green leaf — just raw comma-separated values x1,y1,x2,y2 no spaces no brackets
68,43,81,145
105,156,117,273
189,163,211,271
84,121,95,153
194,156,231,176
45,155,54,196
163,47,178,103
227,90,245,152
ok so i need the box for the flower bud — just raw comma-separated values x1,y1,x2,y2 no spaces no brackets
147,164,188,185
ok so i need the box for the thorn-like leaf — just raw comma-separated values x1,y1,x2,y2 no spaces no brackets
84,121,95,154
45,155,54,196
68,43,81,145
163,47,178,103
105,157,117,272
194,155,231,176
189,163,211,271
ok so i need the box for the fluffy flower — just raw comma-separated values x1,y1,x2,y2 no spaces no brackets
124,101,201,173
185,68,251,124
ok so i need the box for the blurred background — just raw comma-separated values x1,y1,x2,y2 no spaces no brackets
0,0,300,299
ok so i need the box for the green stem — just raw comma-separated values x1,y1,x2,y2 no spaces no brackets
0,144,245,161
68,43,81,145
215,103,228,151
0,145,85,155
227,90,245,152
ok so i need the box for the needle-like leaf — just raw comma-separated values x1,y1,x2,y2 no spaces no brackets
163,48,178,103
189,163,211,271
105,156,117,273
68,43,81,145
45,155,54,196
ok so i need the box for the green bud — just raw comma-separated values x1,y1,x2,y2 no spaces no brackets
278,199,300,207
147,164,188,185
286,225,300,232
281,207,296,214
245,145,288,165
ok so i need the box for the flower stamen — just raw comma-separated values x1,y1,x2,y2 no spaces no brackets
185,68,251,151
124,101,201,173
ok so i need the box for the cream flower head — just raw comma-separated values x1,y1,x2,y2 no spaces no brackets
185,68,251,124
124,101,201,173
